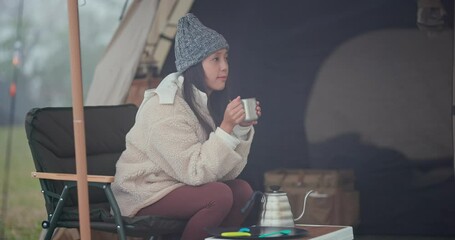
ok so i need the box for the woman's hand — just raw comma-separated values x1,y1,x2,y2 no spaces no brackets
239,100,261,127
220,96,245,134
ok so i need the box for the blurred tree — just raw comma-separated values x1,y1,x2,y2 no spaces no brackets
0,1,124,124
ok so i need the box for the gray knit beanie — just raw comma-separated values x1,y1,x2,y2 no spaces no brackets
175,13,229,73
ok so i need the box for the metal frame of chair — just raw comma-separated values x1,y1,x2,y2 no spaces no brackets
25,105,186,240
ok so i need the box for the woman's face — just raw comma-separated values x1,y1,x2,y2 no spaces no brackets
202,48,229,95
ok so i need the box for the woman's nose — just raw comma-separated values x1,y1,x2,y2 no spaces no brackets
221,59,228,71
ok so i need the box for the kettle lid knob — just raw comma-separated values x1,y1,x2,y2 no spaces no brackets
269,185,282,192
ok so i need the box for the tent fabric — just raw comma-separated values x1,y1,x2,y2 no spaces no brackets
141,0,194,71
85,0,193,106
453,1,455,179
85,0,159,106
306,29,453,160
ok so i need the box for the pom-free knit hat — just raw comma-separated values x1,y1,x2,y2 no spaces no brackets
175,13,229,73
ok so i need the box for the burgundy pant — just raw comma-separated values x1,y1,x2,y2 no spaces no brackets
136,179,253,240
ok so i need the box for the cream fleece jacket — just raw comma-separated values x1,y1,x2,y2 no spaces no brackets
112,73,254,217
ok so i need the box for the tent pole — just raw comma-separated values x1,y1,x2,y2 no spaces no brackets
66,1,91,239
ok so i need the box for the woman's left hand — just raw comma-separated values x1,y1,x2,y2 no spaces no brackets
239,100,261,127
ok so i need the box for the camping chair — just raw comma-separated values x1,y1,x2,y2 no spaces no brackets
25,104,186,240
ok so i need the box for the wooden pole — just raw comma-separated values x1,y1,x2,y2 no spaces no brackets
67,1,91,239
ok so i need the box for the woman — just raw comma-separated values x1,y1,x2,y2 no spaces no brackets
112,13,261,240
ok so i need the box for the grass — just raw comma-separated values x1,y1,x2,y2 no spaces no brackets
0,125,45,239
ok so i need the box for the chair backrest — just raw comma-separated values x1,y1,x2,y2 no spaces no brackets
25,104,137,208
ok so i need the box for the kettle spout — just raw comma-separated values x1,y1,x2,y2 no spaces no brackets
241,191,263,214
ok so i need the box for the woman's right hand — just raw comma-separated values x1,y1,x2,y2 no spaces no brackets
220,96,245,134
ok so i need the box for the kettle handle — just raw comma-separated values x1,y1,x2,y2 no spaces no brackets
240,191,263,214
294,189,315,222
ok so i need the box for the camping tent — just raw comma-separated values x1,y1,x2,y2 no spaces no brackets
85,0,193,105
86,0,455,236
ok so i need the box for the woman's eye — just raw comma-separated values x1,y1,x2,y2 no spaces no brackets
213,57,219,61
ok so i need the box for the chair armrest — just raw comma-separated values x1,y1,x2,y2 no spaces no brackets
31,172,114,183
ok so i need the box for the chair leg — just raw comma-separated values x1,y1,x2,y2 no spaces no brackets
103,185,127,240
38,229,49,240
147,234,180,240
41,185,72,240
43,227,55,240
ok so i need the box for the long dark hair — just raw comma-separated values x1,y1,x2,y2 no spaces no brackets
182,62,230,136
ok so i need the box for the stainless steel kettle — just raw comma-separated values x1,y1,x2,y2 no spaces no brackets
242,186,314,227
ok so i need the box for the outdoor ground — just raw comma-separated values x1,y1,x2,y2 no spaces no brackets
0,126,45,239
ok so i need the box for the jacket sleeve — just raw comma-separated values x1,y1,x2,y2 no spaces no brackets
146,112,252,186
220,127,255,181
